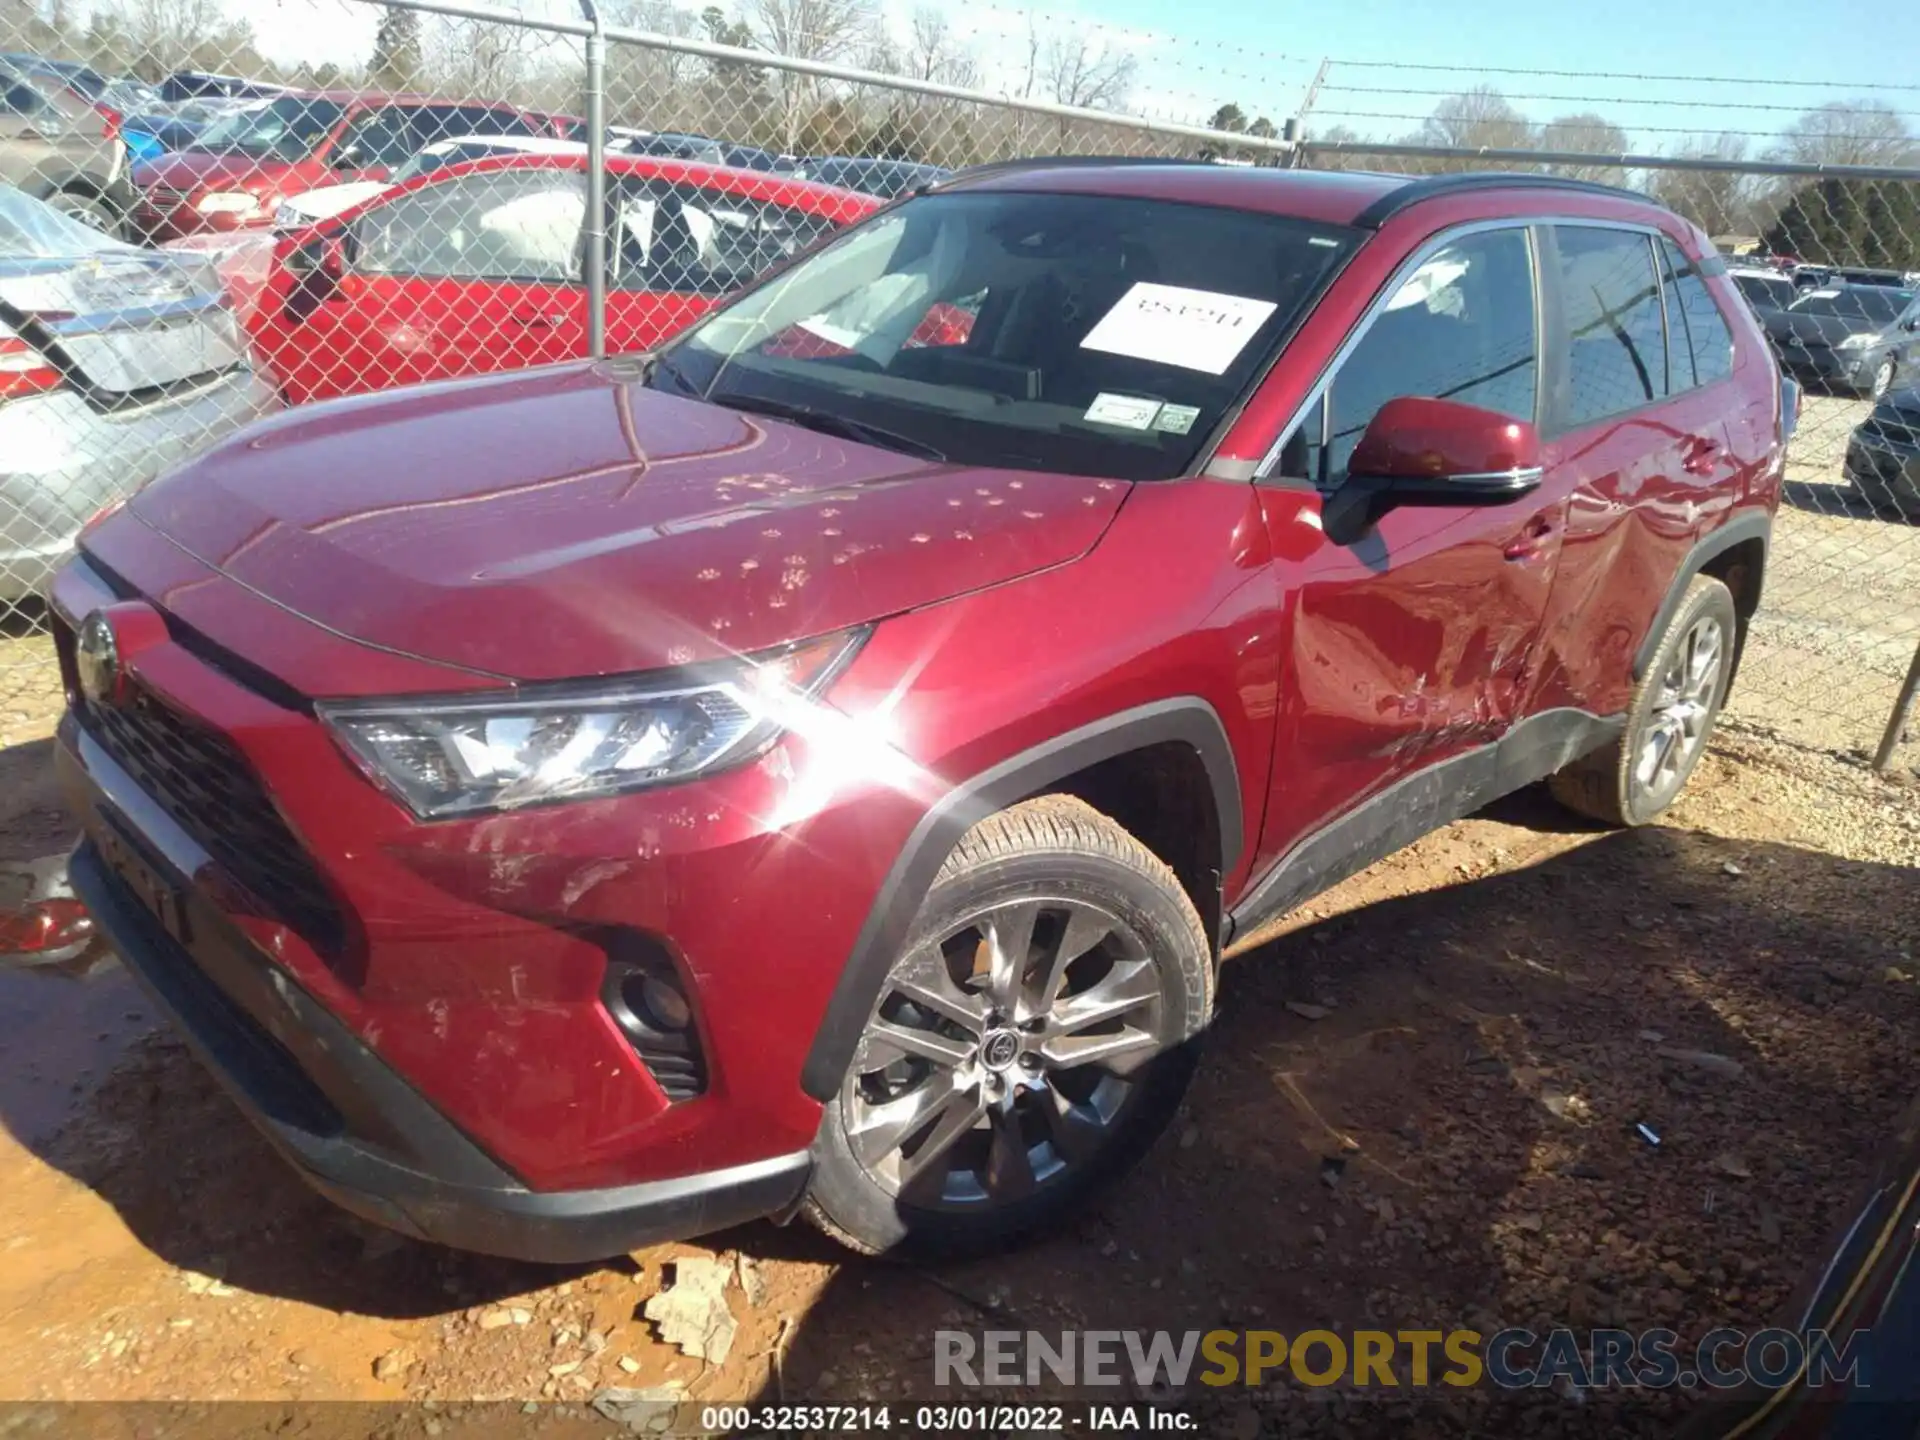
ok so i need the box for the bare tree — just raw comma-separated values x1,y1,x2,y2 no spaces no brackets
1650,134,1762,239
369,5,423,93
1040,33,1135,112
1773,100,1917,170
1538,111,1629,185
83,0,262,81
904,7,976,87
1303,122,1368,172
425,13,533,102
750,0,875,150
1414,87,1533,150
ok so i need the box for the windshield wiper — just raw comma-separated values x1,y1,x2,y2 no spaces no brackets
708,391,947,462
639,350,699,396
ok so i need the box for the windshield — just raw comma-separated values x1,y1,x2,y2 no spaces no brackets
655,190,1356,481
193,96,345,159
1789,287,1912,327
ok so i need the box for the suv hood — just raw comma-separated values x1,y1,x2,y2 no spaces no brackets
134,150,297,191
128,362,1130,683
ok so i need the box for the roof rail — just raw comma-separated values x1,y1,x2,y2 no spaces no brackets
1352,171,1659,230
928,153,1227,192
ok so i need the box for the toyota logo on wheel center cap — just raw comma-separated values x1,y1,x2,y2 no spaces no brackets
980,1030,1020,1070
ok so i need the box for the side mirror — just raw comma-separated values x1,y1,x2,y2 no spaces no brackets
1326,396,1543,542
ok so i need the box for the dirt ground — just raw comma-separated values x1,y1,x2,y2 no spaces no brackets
4,679,1920,1435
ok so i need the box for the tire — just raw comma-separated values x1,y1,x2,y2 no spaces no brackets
45,189,121,237
1871,358,1897,401
1548,575,1738,827
805,795,1213,1260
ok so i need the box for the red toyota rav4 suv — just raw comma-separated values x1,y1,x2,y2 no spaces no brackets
52,162,1790,1263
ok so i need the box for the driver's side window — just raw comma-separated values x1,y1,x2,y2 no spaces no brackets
1283,228,1539,489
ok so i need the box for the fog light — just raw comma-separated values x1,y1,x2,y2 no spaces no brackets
634,973,692,1032
595,930,707,1102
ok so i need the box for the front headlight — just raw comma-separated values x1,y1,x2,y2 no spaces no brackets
317,630,866,820
195,191,264,216
1836,332,1879,351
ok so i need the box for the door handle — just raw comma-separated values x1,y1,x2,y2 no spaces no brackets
1502,514,1556,562
511,310,567,328
1682,437,1720,476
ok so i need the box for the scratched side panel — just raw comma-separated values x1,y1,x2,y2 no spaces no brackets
1252,484,1565,879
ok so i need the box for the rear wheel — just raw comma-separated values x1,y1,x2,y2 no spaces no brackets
805,796,1212,1260
1548,575,1737,827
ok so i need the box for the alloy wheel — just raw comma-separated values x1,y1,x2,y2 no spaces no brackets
1872,359,1896,400
842,895,1171,1210
1634,614,1724,801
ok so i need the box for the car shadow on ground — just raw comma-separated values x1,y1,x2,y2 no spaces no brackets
1782,479,1903,525
2,788,1917,1426
732,814,1920,1433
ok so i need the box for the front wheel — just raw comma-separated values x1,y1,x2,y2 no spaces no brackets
805,796,1212,1260
45,189,122,236
1871,357,1897,401
1548,575,1738,827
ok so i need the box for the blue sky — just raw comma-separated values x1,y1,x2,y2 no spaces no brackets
222,0,1917,156
961,0,1918,153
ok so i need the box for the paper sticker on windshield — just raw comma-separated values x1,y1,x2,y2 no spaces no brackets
1084,393,1163,430
1152,404,1202,435
1080,283,1279,375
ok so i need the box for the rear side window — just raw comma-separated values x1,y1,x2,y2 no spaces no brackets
1662,239,1735,387
2,78,46,116
1553,226,1669,426
355,168,586,282
613,178,837,296
1315,227,1539,486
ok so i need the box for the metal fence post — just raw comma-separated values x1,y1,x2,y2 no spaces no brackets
1874,639,1920,775
580,0,607,360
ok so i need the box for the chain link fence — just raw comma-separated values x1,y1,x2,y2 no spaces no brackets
3,0,1919,769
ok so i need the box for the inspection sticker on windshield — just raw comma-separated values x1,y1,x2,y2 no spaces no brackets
1080,283,1279,375
1084,393,1164,430
1152,404,1202,435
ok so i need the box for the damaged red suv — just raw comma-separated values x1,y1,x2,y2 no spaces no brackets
54,161,1791,1262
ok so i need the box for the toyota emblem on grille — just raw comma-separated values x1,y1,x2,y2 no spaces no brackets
75,610,121,707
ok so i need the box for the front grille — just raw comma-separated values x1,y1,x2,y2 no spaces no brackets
143,185,195,208
79,685,348,959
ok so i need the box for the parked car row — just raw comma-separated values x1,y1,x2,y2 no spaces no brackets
0,185,278,602
1739,276,1918,400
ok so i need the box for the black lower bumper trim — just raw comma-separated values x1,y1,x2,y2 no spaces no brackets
67,826,808,1265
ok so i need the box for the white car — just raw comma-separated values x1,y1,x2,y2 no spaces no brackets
272,133,590,229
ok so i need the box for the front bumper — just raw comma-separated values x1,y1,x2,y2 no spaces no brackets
60,723,810,1262
1779,344,1879,391
131,197,271,244
1845,429,1920,517
0,370,280,602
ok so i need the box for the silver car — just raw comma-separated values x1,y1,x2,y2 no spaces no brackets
1,183,279,602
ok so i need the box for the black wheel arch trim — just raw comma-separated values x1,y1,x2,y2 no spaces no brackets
1633,510,1772,680
798,696,1242,1102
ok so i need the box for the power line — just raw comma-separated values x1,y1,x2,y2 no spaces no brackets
1321,84,1920,117
1310,108,1911,144
1324,57,1920,93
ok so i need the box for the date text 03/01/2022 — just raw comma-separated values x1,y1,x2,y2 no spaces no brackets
697,1405,1195,1432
